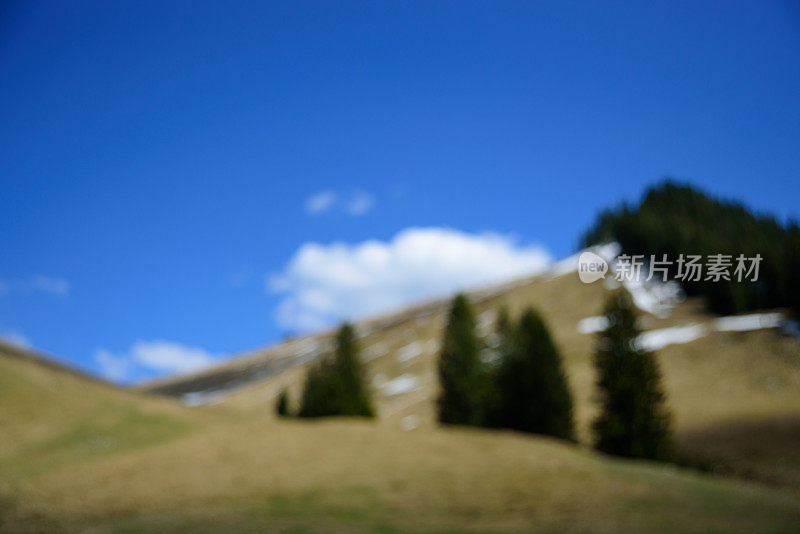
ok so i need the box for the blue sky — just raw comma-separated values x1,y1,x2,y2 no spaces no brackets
1,1,798,382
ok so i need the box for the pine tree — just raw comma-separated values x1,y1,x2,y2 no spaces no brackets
593,291,672,460
297,323,374,419
297,357,340,418
483,307,515,428
437,294,486,426
275,388,290,417
333,323,374,417
492,308,575,440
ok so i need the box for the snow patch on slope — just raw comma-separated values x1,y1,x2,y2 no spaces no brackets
579,312,791,352
396,342,423,363
636,324,707,351
364,342,389,362
182,389,229,406
713,313,784,332
621,278,683,319
382,374,420,396
577,316,609,334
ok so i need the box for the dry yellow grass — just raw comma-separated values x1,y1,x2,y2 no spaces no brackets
4,270,800,532
146,272,800,489
5,416,800,533
0,343,209,482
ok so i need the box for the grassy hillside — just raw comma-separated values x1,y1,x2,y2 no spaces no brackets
0,341,206,483
143,269,800,489
4,414,800,533
4,266,800,532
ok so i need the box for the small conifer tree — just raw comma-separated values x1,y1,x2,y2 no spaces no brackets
297,323,374,418
493,308,575,440
593,291,672,460
275,387,290,417
333,323,374,417
297,357,340,418
484,306,515,428
437,294,486,426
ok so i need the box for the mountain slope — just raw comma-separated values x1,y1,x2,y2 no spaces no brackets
0,341,205,482
3,300,800,532
140,261,800,489
6,418,800,533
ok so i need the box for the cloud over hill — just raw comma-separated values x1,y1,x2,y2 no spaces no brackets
270,227,552,331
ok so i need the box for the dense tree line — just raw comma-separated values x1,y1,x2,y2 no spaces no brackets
436,294,488,426
582,180,800,316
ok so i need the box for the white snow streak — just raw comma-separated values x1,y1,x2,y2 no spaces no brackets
577,316,609,334
382,374,420,396
712,313,784,332
396,342,423,363
636,324,707,351
621,278,683,318
181,390,228,407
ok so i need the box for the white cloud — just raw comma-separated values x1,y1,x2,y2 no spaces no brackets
94,340,220,383
129,341,217,372
304,189,375,216
0,275,70,297
269,227,552,331
305,190,337,214
345,190,374,216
